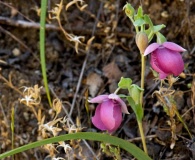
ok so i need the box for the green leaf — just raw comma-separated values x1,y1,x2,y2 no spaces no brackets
118,77,132,89
156,32,167,44
134,6,143,20
143,15,154,41
134,18,145,27
118,94,128,98
137,6,143,17
40,0,52,106
0,132,152,160
144,15,153,28
153,24,166,33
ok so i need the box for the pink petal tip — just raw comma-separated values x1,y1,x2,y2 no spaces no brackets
144,43,160,56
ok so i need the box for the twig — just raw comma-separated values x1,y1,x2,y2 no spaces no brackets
0,16,60,30
0,16,133,38
128,134,157,142
182,105,195,118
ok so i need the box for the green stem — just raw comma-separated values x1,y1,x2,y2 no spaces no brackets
138,54,148,154
138,121,148,154
0,132,151,160
11,107,15,150
140,54,145,106
114,88,121,94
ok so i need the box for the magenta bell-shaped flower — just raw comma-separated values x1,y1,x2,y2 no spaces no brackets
89,94,129,133
144,42,186,79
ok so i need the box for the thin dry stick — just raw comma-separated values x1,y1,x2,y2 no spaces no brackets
0,16,60,30
69,2,104,117
128,134,157,142
182,105,195,118
0,16,133,38
0,72,23,95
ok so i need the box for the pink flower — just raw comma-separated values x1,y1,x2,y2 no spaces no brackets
144,42,186,79
89,94,129,133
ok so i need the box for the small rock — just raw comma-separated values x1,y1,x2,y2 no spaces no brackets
12,48,21,56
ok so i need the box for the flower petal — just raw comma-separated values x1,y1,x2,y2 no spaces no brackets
110,104,122,132
150,51,169,79
100,100,122,132
92,104,107,131
144,43,160,56
89,95,109,103
150,51,166,73
163,42,186,52
156,48,184,77
108,94,129,114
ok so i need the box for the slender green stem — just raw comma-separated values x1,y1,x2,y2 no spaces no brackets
138,54,148,154
138,121,148,154
40,0,52,107
11,107,15,150
11,107,15,160
0,132,151,160
140,54,145,106
114,88,121,94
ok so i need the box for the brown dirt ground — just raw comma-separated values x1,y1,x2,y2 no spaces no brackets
0,0,195,159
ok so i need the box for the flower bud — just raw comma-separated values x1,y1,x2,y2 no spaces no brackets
89,94,129,133
144,42,186,79
123,3,135,18
136,32,148,54
129,84,143,105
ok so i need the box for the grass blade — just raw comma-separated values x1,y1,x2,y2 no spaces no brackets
0,132,151,160
40,0,52,106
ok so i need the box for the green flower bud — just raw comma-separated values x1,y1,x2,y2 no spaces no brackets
123,3,135,18
136,32,149,54
129,84,143,105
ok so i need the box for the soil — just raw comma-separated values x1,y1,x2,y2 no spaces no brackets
0,0,195,160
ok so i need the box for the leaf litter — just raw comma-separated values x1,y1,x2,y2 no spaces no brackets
0,0,195,159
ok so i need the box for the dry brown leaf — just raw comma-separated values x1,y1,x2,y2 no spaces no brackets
86,73,103,97
103,61,123,83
